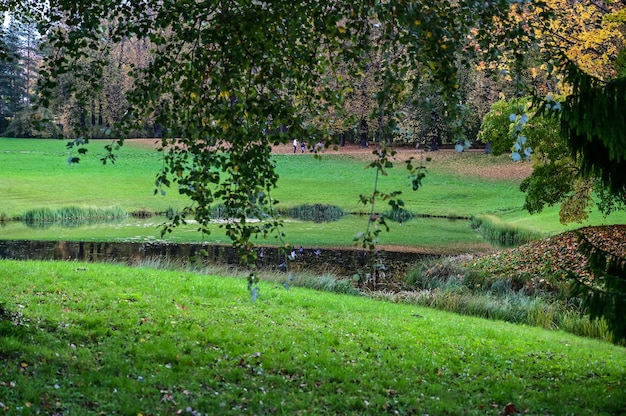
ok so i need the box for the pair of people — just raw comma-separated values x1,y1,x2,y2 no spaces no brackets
293,139,306,153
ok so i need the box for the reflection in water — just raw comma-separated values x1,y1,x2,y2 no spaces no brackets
21,217,127,229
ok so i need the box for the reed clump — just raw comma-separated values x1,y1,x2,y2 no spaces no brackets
398,257,616,343
20,206,128,226
383,208,415,223
471,214,543,246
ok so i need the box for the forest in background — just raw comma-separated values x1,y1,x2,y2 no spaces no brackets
2,1,625,227
1,1,624,147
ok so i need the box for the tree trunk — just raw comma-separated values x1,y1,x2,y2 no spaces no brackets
359,118,368,148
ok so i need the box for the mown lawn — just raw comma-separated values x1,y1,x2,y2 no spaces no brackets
0,260,624,415
2,138,625,251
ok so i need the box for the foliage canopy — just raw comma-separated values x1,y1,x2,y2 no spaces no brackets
23,0,534,264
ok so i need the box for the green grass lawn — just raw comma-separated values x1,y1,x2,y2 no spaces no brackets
0,260,624,415
1,138,625,250
0,138,188,217
271,152,525,215
0,138,523,217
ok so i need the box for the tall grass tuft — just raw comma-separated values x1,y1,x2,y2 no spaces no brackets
471,214,543,246
399,257,619,344
284,273,360,294
280,204,346,222
195,203,229,219
20,206,128,227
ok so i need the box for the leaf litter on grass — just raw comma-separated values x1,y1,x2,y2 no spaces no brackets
467,224,626,284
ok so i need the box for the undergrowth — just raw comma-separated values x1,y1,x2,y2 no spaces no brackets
395,257,616,343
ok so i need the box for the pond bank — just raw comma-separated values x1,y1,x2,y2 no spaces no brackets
0,240,437,287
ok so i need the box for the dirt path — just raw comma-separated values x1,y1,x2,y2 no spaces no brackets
126,139,532,181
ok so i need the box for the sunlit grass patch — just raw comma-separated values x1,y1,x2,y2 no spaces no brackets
0,260,624,415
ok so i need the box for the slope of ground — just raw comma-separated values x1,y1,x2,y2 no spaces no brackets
467,224,626,281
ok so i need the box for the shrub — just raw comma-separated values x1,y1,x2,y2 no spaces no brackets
132,209,155,218
404,258,472,290
383,209,415,223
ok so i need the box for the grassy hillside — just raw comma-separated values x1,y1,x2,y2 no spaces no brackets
0,260,624,415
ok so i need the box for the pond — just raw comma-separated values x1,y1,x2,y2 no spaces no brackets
0,214,494,288
0,214,493,252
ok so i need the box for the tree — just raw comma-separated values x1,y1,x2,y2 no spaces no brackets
570,230,626,344
559,62,626,195
553,58,626,345
476,0,626,223
35,20,153,139
1,16,47,137
541,0,625,80
31,0,528,278
527,1,626,342
477,96,601,223
0,1,46,58
0,17,27,134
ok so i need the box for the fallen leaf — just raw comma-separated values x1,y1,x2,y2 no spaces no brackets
468,225,626,284
504,402,517,415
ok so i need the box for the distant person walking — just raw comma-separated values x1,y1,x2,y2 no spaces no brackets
293,138,298,153
301,141,306,153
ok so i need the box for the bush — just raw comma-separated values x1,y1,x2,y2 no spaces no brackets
3,109,63,138
404,258,469,290
383,208,416,223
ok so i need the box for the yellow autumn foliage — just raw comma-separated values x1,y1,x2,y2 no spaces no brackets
542,0,624,79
